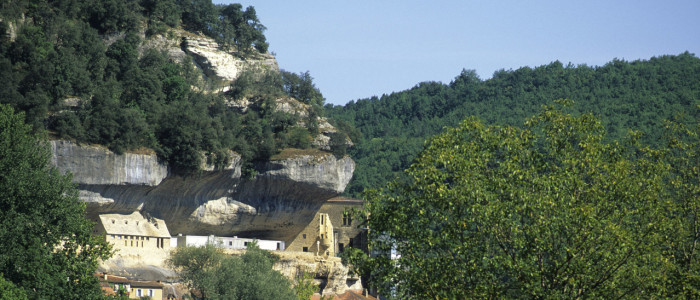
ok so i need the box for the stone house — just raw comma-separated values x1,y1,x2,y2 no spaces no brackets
94,211,171,264
130,280,164,299
286,197,366,256
96,273,164,299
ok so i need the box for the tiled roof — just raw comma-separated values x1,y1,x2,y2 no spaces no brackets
326,196,363,204
131,280,164,288
96,273,130,283
98,211,170,238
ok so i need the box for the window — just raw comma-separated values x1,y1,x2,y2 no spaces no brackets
343,213,352,226
349,238,354,247
148,289,154,297
303,247,308,252
229,241,233,246
111,219,115,224
320,215,324,225
303,234,307,239
136,289,142,297
276,242,281,250
339,243,345,252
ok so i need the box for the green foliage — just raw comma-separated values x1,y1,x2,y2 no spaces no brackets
217,4,268,54
0,1,312,176
339,247,368,279
363,102,677,298
0,273,27,300
661,112,700,298
0,104,111,299
281,70,325,107
293,269,319,300
329,132,348,159
168,242,296,300
327,54,700,198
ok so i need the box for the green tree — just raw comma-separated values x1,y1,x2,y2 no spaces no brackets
0,104,111,299
169,242,296,300
662,115,700,297
362,101,673,298
293,269,319,300
0,273,27,300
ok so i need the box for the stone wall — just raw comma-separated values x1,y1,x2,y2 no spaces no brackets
286,198,365,255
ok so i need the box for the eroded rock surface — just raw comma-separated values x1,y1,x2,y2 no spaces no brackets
50,141,354,244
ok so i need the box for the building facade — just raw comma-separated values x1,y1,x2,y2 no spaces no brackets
94,211,171,264
286,197,366,256
174,234,285,251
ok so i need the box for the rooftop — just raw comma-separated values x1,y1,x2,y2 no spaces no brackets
98,211,170,238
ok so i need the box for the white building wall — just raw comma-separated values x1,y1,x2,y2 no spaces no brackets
173,235,285,251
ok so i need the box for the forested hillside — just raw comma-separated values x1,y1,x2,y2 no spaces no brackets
0,0,328,175
326,53,700,197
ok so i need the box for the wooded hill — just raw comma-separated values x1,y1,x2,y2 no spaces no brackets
0,0,328,176
326,53,700,197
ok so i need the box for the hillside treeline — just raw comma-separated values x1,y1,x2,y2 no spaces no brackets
326,53,700,197
0,0,326,174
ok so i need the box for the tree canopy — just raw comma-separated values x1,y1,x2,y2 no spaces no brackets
168,242,296,300
327,53,700,197
0,104,111,299
361,101,698,298
0,0,329,175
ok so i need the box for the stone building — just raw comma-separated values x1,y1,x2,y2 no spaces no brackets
286,197,365,256
94,211,171,264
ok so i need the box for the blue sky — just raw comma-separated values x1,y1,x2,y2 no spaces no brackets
213,1,700,105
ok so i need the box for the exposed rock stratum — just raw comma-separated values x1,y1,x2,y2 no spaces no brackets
51,140,354,244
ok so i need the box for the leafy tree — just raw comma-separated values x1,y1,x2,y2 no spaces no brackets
662,114,700,297
362,101,674,298
293,269,320,300
168,242,296,300
0,273,27,300
179,0,217,35
329,132,348,159
0,104,111,299
328,54,700,198
281,70,325,107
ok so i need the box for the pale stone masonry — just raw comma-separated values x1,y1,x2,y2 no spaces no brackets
286,197,366,256
94,211,171,265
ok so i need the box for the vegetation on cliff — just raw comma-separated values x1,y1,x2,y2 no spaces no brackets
360,102,700,298
326,53,700,197
0,104,111,299
0,0,330,175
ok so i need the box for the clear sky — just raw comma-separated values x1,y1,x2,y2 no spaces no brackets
213,0,700,106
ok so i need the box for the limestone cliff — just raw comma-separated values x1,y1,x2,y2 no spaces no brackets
51,140,354,244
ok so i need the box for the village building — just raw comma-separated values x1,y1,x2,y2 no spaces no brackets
173,234,285,251
94,211,171,264
96,273,166,299
286,197,366,256
130,280,165,299
96,273,131,296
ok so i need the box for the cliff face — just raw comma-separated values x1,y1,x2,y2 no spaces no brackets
51,140,354,244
